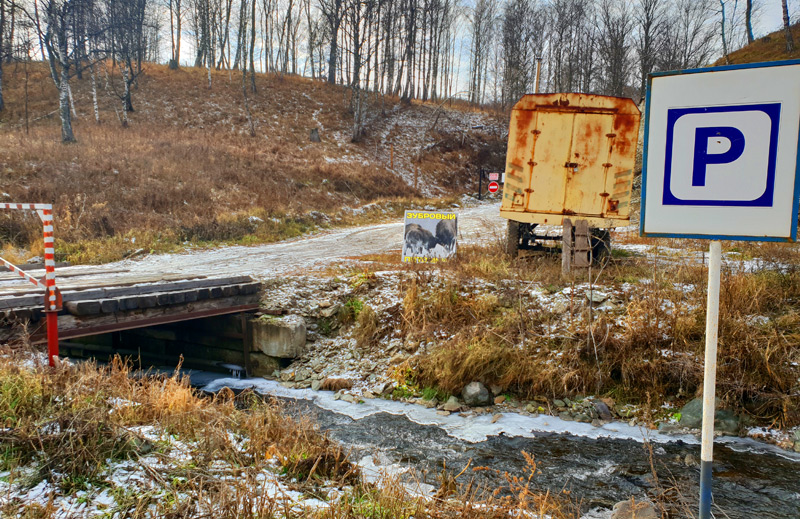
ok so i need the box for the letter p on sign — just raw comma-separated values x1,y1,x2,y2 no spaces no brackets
642,61,800,241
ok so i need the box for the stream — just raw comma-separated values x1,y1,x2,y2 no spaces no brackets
194,373,800,519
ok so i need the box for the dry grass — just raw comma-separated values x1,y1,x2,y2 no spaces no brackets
715,23,800,65
0,350,583,518
0,61,503,264
341,241,800,429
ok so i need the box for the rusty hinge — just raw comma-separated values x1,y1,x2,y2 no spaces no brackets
532,129,541,135
607,199,619,212
565,162,579,168
528,160,537,167
599,192,609,197
602,163,613,168
606,133,617,138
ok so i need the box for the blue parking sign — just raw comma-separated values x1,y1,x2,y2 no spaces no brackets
641,60,800,241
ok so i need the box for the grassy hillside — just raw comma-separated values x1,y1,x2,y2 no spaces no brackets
0,63,505,263
716,23,800,65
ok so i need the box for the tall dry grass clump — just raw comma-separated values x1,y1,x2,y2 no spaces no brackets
408,247,800,428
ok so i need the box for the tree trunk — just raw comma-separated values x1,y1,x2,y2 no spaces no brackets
327,18,340,84
249,0,256,92
90,63,99,123
783,0,794,52
745,0,754,44
0,0,5,112
59,66,75,142
122,63,134,112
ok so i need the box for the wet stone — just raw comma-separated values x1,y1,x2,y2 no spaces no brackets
553,399,566,408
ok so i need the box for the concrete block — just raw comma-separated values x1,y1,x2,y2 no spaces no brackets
249,353,283,378
250,315,306,359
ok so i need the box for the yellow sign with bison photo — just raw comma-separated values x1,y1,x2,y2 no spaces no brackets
402,211,457,263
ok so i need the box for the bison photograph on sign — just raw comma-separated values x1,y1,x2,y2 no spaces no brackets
402,211,457,263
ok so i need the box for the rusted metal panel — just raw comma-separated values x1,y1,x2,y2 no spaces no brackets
501,93,641,227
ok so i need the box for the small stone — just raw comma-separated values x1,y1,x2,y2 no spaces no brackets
563,397,572,407
611,499,658,519
559,412,573,421
280,371,293,382
421,398,438,409
311,380,322,391
525,403,538,414
494,396,506,405
586,291,608,304
342,394,357,404
684,454,698,467
553,399,566,408
389,352,406,365
489,384,503,396
320,305,341,318
436,410,451,416
575,413,592,423
443,396,462,412
363,391,375,399
491,413,502,424
591,419,602,427
294,368,311,382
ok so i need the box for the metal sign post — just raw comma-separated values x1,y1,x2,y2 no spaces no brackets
699,240,721,518
641,60,800,519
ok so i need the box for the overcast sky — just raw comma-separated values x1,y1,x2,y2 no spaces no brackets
757,2,793,35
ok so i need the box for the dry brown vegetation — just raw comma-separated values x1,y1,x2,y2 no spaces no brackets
0,62,504,264
716,23,800,65
345,242,800,429
0,351,584,518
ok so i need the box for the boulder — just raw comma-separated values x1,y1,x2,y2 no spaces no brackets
679,398,739,433
462,382,492,407
679,398,705,428
593,401,613,421
611,499,658,519
251,315,306,359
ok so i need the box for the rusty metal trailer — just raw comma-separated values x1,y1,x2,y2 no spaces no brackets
500,93,641,263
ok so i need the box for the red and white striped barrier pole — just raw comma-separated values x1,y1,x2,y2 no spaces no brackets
0,203,60,366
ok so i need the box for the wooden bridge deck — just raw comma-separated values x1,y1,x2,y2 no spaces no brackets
0,265,262,345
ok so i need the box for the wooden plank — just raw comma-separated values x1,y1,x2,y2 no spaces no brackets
574,220,591,268
562,219,573,275
29,294,261,344
0,274,251,300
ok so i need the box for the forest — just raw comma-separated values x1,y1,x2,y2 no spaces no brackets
0,0,788,142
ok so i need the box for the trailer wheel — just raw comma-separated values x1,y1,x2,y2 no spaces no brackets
591,228,611,265
506,220,520,256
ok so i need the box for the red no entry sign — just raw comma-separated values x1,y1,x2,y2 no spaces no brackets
488,181,500,193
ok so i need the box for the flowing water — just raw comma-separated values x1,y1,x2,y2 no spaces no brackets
195,374,800,519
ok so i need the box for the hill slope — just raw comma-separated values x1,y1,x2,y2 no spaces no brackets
715,23,800,65
0,64,506,263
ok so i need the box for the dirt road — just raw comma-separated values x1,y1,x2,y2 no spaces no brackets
0,202,503,291
114,202,503,279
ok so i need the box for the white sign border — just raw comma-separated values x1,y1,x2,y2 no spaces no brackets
640,59,800,242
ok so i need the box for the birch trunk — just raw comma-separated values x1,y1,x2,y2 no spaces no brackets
59,67,75,142
90,64,99,123
783,0,794,52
